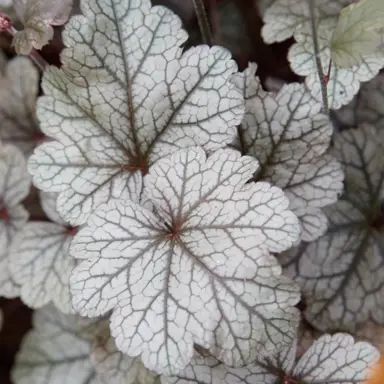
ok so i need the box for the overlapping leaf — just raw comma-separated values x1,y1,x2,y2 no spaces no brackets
334,73,384,130
29,0,244,227
9,191,77,313
330,0,384,68
91,325,158,384
12,305,100,384
0,142,30,298
163,333,379,384
261,0,349,44
288,19,384,109
70,147,301,375
0,56,41,155
282,124,384,331
12,0,73,54
231,64,343,241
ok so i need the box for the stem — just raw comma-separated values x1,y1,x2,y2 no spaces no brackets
191,0,213,45
1,18,48,71
307,0,329,115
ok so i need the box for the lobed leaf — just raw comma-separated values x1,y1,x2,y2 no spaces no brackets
9,191,77,313
232,64,343,241
330,0,384,68
288,19,384,109
12,305,100,384
12,0,73,54
0,143,30,298
29,0,244,226
261,0,349,44
70,147,301,375
282,124,384,331
91,326,158,384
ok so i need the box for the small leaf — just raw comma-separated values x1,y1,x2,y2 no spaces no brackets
261,0,349,44
293,334,379,384
12,0,73,54
282,124,384,331
70,147,300,375
11,305,100,384
0,56,41,155
330,0,384,68
0,143,30,298
232,64,343,241
29,0,244,226
288,19,384,109
9,191,76,313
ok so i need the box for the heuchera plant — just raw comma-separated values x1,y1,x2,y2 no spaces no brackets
0,0,383,383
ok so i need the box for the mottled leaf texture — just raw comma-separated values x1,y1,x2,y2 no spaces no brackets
231,64,343,241
70,147,301,375
335,73,384,130
261,0,349,44
0,143,30,298
0,56,41,155
162,333,379,384
9,191,76,313
12,0,73,54
288,19,384,109
12,305,100,384
29,0,244,226
282,124,384,331
91,327,158,384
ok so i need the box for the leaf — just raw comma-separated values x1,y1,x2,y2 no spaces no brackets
231,64,343,241
292,334,379,384
288,19,384,109
91,326,158,384
295,322,321,359
0,56,42,155
161,348,292,384
330,0,384,68
12,0,73,54
12,305,100,384
282,124,384,331
163,333,379,384
29,0,244,227
261,0,349,44
0,143,30,298
9,191,77,313
334,72,384,130
70,147,301,375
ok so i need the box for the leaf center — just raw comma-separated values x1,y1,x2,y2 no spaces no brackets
65,226,79,236
121,160,148,174
0,207,9,221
